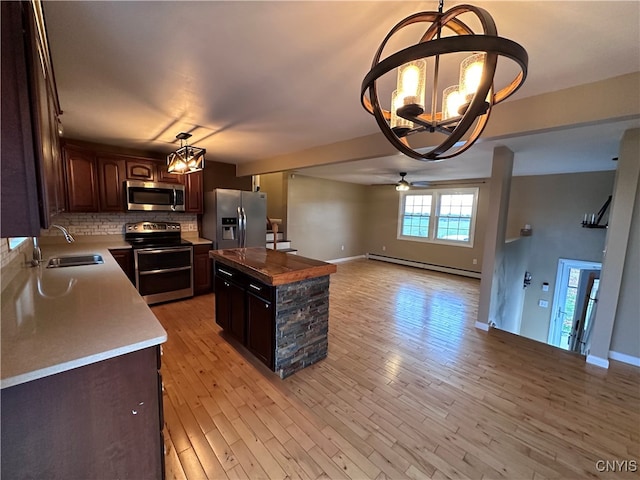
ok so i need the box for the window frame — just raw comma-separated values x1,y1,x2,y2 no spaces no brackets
397,187,479,248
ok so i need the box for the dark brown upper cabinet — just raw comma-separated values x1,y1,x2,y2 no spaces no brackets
156,164,185,185
125,159,156,182
1,1,64,236
64,145,99,212
185,171,204,214
97,155,126,212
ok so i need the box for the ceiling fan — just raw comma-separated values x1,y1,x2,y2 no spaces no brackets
395,172,430,191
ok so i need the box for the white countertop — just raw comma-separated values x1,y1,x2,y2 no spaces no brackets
1,240,168,389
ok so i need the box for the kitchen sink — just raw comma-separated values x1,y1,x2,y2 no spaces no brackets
46,254,104,268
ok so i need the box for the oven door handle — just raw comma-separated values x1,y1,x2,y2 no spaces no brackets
139,265,192,276
136,247,193,255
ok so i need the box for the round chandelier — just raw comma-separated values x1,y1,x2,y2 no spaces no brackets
361,1,528,161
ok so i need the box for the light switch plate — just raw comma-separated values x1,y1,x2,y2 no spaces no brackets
538,299,549,308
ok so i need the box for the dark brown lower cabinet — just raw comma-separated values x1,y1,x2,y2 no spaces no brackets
1,346,164,479
215,272,246,343
247,291,274,369
214,263,274,368
109,248,134,284
193,243,213,295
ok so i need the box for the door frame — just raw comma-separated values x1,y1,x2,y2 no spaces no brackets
548,258,602,349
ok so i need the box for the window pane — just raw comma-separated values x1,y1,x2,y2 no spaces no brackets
401,194,431,238
436,193,474,242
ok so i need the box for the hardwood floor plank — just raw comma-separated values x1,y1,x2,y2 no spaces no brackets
265,437,314,480
153,260,639,480
204,427,239,472
177,446,207,480
229,439,270,480
231,416,287,479
163,428,188,480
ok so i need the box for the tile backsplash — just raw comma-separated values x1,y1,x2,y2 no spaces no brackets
40,212,198,237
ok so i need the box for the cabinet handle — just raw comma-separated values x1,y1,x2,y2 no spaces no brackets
218,268,233,277
249,284,262,291
224,281,230,287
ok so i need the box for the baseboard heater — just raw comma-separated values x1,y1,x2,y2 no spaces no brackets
366,253,481,279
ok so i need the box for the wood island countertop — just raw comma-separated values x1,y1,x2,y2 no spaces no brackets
209,248,337,286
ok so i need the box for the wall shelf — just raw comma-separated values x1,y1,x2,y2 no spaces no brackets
581,195,611,229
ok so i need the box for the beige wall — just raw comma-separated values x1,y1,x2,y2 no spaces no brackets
610,173,640,358
259,172,288,234
364,181,489,274
286,175,367,261
507,171,615,343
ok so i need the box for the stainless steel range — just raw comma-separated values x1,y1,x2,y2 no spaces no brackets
125,221,193,305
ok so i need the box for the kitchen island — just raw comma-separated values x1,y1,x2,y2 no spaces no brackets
210,248,337,378
1,240,167,479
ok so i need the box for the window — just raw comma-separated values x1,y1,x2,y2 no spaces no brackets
8,237,28,250
398,188,478,247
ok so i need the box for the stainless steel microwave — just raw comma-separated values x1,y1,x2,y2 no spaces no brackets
125,180,185,212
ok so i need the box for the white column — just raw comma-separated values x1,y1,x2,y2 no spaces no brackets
476,146,514,330
587,128,640,368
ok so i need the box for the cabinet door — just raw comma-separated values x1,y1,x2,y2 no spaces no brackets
109,248,134,284
157,164,184,185
247,292,274,369
193,244,213,295
229,281,246,343
185,171,203,213
64,146,99,212
126,159,156,182
41,83,65,218
1,347,163,479
214,275,231,330
98,156,125,212
1,2,64,235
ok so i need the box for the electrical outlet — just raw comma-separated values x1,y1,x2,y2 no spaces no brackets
341,245,345,251
472,258,477,265
382,245,386,251
538,299,549,308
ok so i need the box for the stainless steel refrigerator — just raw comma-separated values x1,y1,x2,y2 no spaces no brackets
202,189,267,249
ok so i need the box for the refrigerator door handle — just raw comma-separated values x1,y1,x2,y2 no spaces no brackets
241,207,247,247
237,206,243,247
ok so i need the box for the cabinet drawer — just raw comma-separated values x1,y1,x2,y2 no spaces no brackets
214,263,246,287
246,279,273,302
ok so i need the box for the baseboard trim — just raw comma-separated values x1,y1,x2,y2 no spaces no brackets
475,321,489,331
586,354,610,369
609,350,640,367
328,255,366,264
366,254,481,279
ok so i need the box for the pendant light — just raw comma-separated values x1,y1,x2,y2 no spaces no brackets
361,0,528,161
395,172,411,191
167,132,206,174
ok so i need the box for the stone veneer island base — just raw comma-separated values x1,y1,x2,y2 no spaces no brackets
210,248,337,378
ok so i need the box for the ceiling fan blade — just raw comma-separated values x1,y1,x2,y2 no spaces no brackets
411,181,431,187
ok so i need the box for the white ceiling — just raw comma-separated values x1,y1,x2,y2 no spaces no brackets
44,1,640,185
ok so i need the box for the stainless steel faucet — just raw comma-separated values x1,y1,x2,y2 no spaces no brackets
31,236,43,266
51,224,75,243
30,225,74,267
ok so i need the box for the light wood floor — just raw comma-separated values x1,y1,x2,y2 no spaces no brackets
152,259,640,480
